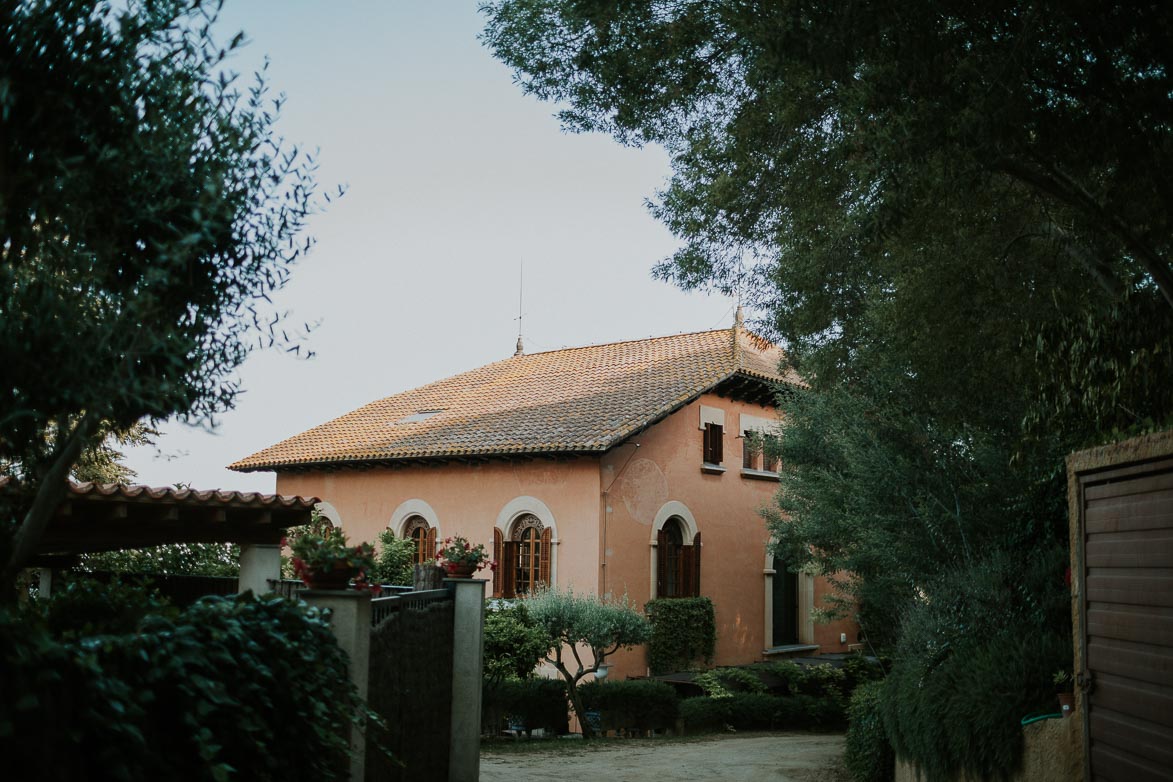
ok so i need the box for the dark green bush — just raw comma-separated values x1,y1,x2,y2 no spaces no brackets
1,591,365,781
680,692,845,733
482,678,569,735
845,681,895,782
880,547,1073,781
31,575,177,640
577,679,679,732
645,597,715,674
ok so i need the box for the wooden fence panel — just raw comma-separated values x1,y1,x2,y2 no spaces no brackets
1071,433,1173,782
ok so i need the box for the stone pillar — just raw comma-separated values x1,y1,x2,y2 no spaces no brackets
238,543,282,595
302,589,372,782
39,567,53,599
447,578,486,782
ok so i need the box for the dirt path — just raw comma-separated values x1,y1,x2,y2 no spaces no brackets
480,732,849,782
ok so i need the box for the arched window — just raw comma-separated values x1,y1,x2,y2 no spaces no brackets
402,515,434,565
493,513,551,598
657,516,701,598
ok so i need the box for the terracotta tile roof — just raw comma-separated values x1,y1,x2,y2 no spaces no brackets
230,326,798,472
0,476,318,511
63,481,320,509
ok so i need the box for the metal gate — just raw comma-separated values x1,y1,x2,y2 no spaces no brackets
366,588,455,782
1071,432,1173,781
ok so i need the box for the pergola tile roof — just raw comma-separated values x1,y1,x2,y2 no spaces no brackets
231,326,798,472
0,478,320,557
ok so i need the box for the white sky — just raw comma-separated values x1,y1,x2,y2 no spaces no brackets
122,1,739,493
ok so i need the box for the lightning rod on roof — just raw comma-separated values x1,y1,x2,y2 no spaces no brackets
514,258,524,356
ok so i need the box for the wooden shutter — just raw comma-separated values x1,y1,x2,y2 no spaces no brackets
492,527,503,597
539,527,552,588
679,544,694,597
692,532,702,597
424,527,437,565
656,528,668,598
704,423,724,464
502,541,518,598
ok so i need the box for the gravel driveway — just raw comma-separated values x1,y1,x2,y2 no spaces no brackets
480,732,849,782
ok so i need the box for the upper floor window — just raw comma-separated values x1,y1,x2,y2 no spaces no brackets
703,422,724,465
742,431,779,472
656,517,701,598
402,515,435,565
493,513,551,598
700,405,725,472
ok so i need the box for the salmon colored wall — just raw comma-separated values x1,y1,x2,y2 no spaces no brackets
276,458,602,593
602,394,782,678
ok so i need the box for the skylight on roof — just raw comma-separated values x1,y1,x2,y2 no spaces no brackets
394,410,443,425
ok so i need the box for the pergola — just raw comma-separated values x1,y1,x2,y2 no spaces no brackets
3,479,318,595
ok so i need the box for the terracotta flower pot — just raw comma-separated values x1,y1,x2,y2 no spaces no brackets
1057,692,1075,717
303,564,356,590
445,563,478,579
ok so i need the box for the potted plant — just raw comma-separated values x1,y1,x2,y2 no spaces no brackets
435,536,495,578
285,514,378,592
1054,670,1075,717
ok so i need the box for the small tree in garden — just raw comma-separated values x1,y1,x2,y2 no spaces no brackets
483,601,549,683
372,530,416,586
522,588,650,739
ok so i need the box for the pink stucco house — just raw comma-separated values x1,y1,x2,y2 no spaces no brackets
231,317,857,677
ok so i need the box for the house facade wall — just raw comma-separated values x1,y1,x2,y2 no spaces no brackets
276,458,603,594
276,392,857,680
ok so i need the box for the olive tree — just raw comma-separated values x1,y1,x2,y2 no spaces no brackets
0,0,322,588
522,588,650,739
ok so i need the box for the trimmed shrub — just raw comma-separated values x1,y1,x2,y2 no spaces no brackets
1,591,365,780
845,681,895,782
482,678,569,735
645,597,715,674
577,680,679,733
680,692,845,733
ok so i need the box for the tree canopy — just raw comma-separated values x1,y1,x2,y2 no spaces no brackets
481,0,1173,620
481,1,1171,407
1,0,320,585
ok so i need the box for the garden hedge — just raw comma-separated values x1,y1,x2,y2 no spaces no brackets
679,692,844,733
482,678,569,736
577,679,679,733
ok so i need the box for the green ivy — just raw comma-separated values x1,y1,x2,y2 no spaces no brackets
2,590,370,780
645,597,715,674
